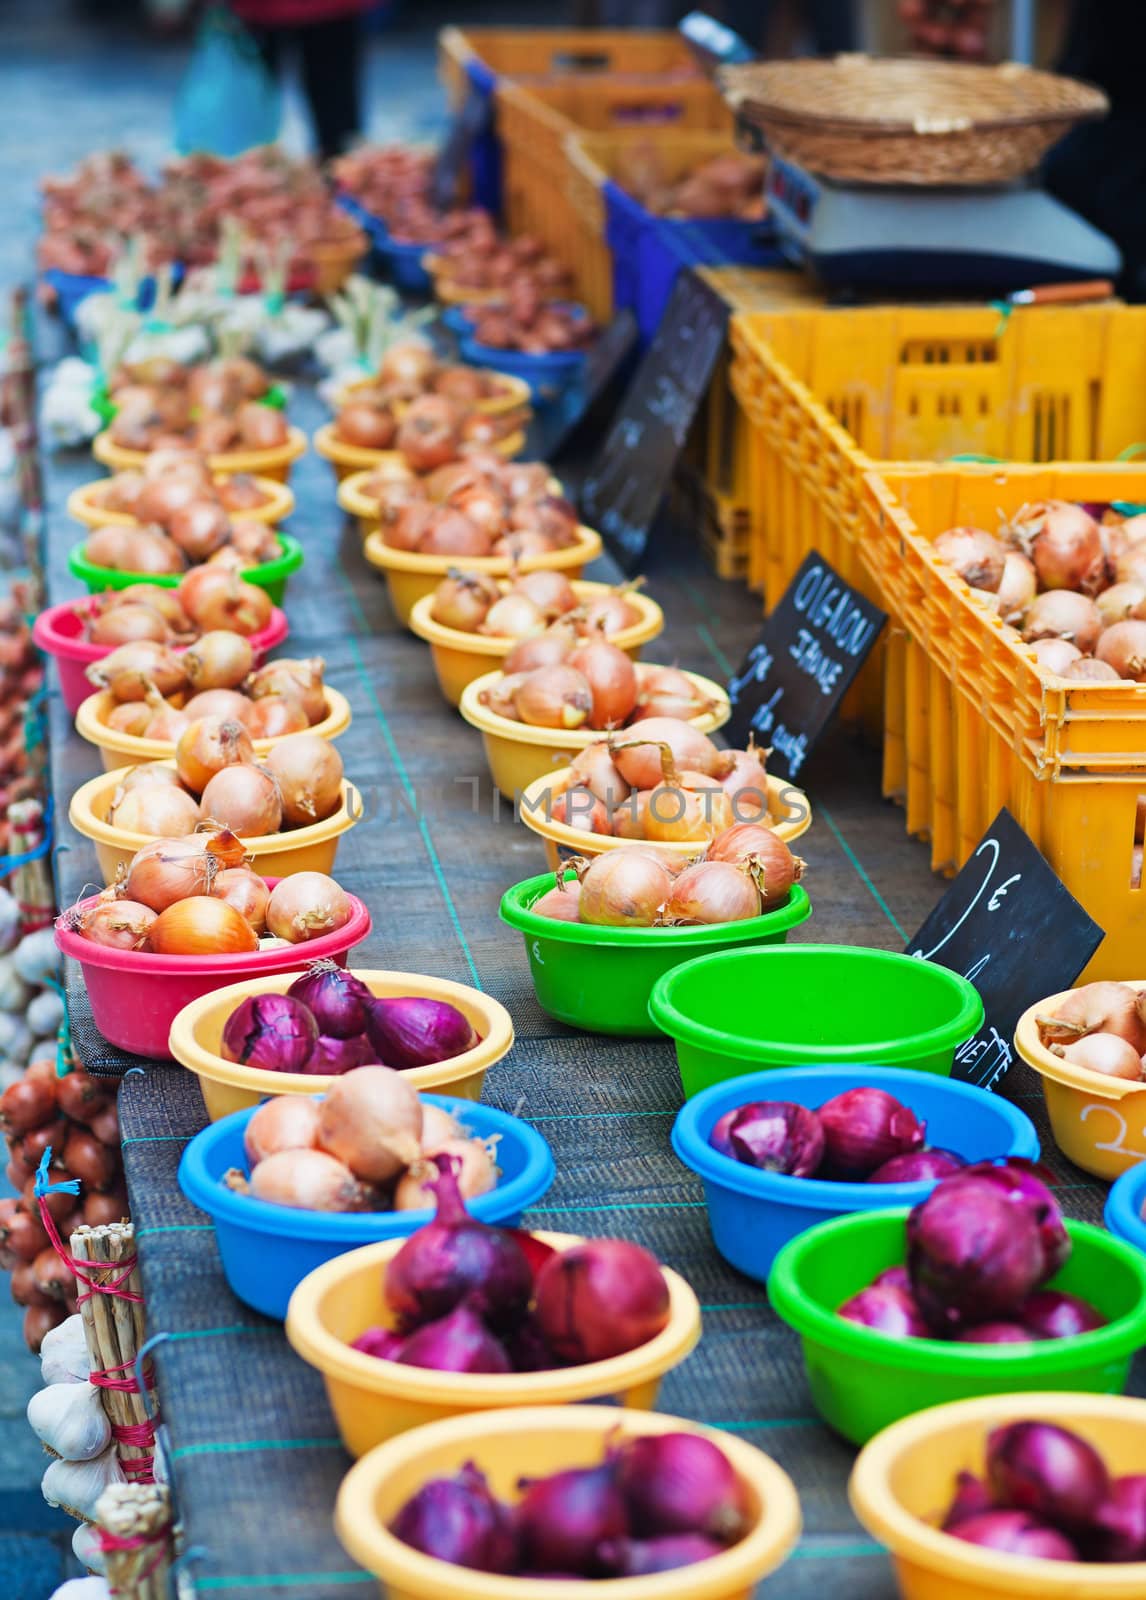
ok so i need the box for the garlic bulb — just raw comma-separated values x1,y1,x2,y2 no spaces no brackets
72,1518,107,1575
27,987,65,1038
42,1445,126,1521
49,1580,111,1600
40,1315,90,1385
28,1383,111,1461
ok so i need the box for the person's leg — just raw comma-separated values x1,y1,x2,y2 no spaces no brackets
297,13,363,161
805,0,858,52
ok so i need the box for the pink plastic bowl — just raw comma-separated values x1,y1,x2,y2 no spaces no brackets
54,883,371,1060
33,599,291,716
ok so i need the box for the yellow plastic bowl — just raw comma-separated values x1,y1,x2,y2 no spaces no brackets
850,1391,1146,1600
1014,986,1146,1180
407,582,665,707
308,229,369,296
460,665,731,799
518,768,813,875
424,254,506,307
286,1230,701,1456
169,968,513,1122
69,761,363,883
316,424,525,483
335,1405,802,1600
338,464,564,547
333,371,532,418
74,685,351,773
92,426,308,483
66,475,294,531
363,525,604,630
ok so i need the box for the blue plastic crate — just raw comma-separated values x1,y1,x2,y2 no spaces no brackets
603,180,782,344
464,59,502,216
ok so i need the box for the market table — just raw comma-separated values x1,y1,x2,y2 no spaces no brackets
42,383,1144,1600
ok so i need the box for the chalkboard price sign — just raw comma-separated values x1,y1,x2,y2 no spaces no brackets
906,808,1104,1091
724,553,886,781
580,270,729,572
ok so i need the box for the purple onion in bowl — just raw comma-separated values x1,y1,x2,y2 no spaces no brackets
817,1088,925,1178
713,1101,824,1176
351,1326,404,1360
1018,1290,1106,1340
959,1160,1071,1281
942,1471,995,1530
617,1432,747,1542
220,994,318,1073
394,1301,511,1374
303,1033,376,1076
365,995,478,1070
599,1534,726,1575
838,1283,931,1338
906,1175,1046,1333
515,1461,629,1577
957,1321,1036,1345
986,1420,1110,1529
867,1149,967,1184
947,1510,1079,1561
873,1265,911,1292
389,1462,517,1573
1088,1475,1146,1563
287,961,373,1039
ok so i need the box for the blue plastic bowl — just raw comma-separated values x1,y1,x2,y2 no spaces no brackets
1105,1161,1146,1256
441,305,477,336
178,1094,556,1319
458,335,585,401
382,238,433,294
671,1065,1040,1284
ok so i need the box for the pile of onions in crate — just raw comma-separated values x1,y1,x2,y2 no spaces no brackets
0,1062,126,1350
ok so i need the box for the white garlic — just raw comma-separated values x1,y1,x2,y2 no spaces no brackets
28,1382,111,1462
72,1518,107,1575
48,1580,111,1600
42,1444,126,1521
0,953,30,1012
14,927,62,986
40,1314,91,1385
27,987,65,1038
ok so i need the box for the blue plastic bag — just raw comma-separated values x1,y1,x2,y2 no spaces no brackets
174,5,281,157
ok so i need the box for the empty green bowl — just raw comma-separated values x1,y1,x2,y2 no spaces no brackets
648,944,983,1099
769,1208,1146,1445
67,532,304,606
500,873,812,1037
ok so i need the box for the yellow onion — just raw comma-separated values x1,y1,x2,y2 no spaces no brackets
107,783,201,837
264,734,344,826
211,867,270,935
245,658,326,725
183,631,254,692
147,896,260,956
199,764,282,836
176,717,254,793
124,836,215,911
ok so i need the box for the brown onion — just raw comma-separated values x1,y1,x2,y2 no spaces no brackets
117,763,183,795
512,570,578,617
237,402,288,450
176,717,254,793
78,899,157,950
182,688,250,721
115,585,190,630
107,784,201,837
248,1149,370,1212
246,658,327,725
1053,1033,1144,1081
91,640,186,702
265,734,344,826
1064,658,1122,682
430,571,500,632
580,591,642,636
610,721,720,786
644,768,734,843
87,603,169,648
168,501,230,561
183,631,254,692
106,702,152,736
503,624,577,675
531,879,584,922
243,696,309,738
706,823,803,910
199,765,283,836
1100,582,1146,626
265,873,352,942
633,665,713,723
934,528,1007,591
211,867,270,934
994,552,1037,623
480,593,545,639
243,1096,321,1166
662,860,762,924
147,897,260,956
578,850,672,927
1030,638,1083,675
394,1138,497,1209
567,638,638,728
715,745,770,823
1038,981,1146,1051
1096,621,1146,682
124,836,214,911
142,693,191,742
1012,500,1106,594
336,402,396,450
567,743,631,807
181,569,272,634
1022,592,1104,652
418,510,492,558
513,665,593,730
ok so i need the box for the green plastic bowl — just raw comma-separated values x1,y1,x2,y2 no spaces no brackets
769,1209,1146,1445
499,874,812,1037
648,944,983,1099
67,533,304,606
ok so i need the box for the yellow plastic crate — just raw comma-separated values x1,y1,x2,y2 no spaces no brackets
861,461,1146,983
438,27,700,94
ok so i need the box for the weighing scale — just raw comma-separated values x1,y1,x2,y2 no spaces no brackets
679,11,1122,298
764,155,1122,295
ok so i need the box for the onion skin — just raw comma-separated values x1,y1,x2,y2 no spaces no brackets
1031,638,1083,675
1037,980,1146,1053
124,836,213,911
935,528,1007,591
1011,501,1107,596
531,880,583,921
199,764,283,837
211,867,270,935
107,784,201,838
221,994,318,1073
286,962,372,1039
1096,619,1146,682
1053,1032,1144,1080
714,1100,824,1175
610,721,720,785
566,638,638,728
76,899,158,951
661,860,761,925
1022,592,1104,653
512,665,593,730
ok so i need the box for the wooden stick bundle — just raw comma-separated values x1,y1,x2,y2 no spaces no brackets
94,1481,172,1600
9,798,53,933
70,1222,157,1481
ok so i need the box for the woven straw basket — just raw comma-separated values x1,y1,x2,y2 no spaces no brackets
720,56,1108,187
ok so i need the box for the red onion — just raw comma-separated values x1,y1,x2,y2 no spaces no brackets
873,1265,911,1291
617,1432,747,1542
1018,1290,1106,1340
534,1239,670,1364
390,1463,517,1573
504,1315,560,1373
1089,1475,1146,1563
957,1322,1034,1344
942,1471,995,1529
516,1461,628,1576
959,1160,1070,1281
350,1326,404,1360
987,1420,1109,1529
600,1534,726,1575
384,1157,533,1332
948,1510,1078,1561
906,1176,1046,1332
867,1149,967,1183
709,1101,824,1177
817,1088,926,1177
837,1283,930,1338
364,995,478,1070
220,994,318,1073
303,1034,376,1076
394,1301,511,1374
287,961,372,1039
